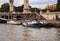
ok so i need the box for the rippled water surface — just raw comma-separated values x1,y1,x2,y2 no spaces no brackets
0,24,60,41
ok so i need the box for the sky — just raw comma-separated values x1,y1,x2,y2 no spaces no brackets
0,0,57,9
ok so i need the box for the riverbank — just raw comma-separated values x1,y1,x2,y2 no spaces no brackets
0,20,60,28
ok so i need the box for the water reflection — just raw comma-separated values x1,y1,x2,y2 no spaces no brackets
0,24,60,41
23,27,31,41
28,28,57,41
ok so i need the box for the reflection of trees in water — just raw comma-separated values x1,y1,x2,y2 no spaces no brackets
23,27,31,41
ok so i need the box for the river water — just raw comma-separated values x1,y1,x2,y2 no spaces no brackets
0,24,60,41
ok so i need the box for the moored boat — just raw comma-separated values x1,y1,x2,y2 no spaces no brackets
7,20,21,25
22,21,43,27
22,20,54,27
40,21,54,27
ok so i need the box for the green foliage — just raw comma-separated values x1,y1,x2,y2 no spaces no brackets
1,3,9,12
0,8,1,11
14,6,23,12
58,0,60,4
56,0,60,11
31,8,40,13
42,9,47,12
14,5,24,12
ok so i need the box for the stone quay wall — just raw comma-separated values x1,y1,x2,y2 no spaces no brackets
0,12,60,20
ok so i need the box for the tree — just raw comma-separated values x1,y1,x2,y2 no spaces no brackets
14,6,23,12
0,8,1,12
14,5,24,12
31,8,40,13
1,3,9,12
57,0,60,11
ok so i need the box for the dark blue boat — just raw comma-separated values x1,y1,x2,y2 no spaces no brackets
28,23,43,27
22,21,44,27
22,21,54,27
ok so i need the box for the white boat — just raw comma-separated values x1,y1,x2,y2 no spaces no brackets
22,20,54,27
22,21,42,27
22,21,37,25
7,20,21,25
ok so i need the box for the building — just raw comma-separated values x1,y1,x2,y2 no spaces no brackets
45,4,57,10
